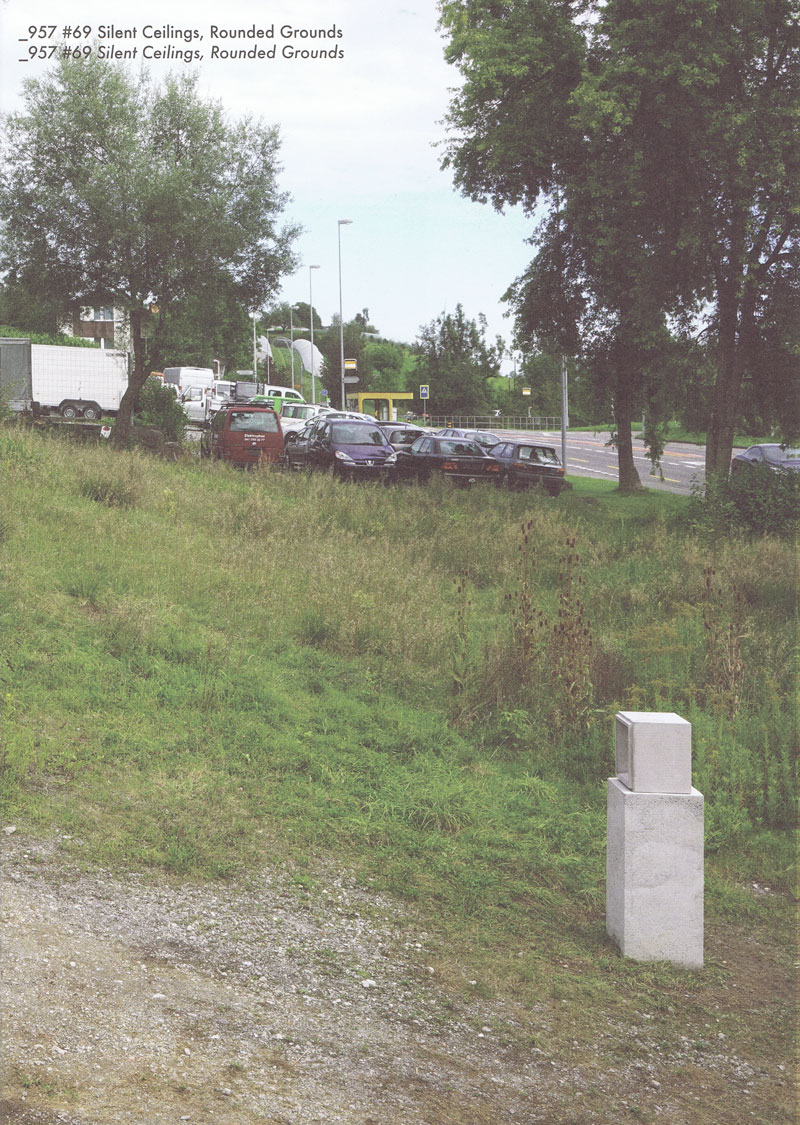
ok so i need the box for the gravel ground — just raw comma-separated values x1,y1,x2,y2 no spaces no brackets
2,830,570,1124
1,829,794,1124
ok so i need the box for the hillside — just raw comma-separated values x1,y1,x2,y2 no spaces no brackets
1,424,796,1123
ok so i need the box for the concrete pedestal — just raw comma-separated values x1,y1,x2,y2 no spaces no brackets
606,778,704,967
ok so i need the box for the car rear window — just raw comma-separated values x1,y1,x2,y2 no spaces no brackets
437,440,484,456
518,445,560,464
229,411,279,433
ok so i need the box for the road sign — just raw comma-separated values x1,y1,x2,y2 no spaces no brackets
343,375,359,384
522,387,531,395
419,384,429,399
344,358,357,370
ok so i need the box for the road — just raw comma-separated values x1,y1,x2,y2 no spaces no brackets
500,428,706,495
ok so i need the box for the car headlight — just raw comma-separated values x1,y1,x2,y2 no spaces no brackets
385,451,397,464
335,450,354,462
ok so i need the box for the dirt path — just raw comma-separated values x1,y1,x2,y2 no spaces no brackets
1,830,794,1124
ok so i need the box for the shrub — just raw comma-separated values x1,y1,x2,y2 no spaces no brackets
691,466,799,537
134,377,187,443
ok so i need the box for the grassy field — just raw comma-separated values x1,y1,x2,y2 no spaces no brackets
1,424,797,1121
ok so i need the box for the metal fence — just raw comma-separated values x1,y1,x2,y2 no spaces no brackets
420,415,561,432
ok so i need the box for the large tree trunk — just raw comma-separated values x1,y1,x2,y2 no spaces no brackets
705,285,742,477
111,307,154,448
706,273,761,478
615,362,643,493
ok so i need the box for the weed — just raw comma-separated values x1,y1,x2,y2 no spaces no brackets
701,566,745,717
550,535,594,733
452,569,472,695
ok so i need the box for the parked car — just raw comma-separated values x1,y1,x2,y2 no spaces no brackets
490,440,566,495
730,444,800,474
394,435,501,485
283,419,317,468
378,422,427,449
286,418,396,479
200,405,283,467
279,402,336,437
435,427,502,450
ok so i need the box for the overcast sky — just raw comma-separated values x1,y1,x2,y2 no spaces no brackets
0,0,537,365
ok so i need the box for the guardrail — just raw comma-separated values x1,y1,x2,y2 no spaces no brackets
418,415,561,431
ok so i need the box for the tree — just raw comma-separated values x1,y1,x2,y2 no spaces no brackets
414,305,500,414
439,0,799,480
0,56,299,444
315,316,374,407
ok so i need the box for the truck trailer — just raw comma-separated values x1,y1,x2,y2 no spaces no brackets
0,338,129,420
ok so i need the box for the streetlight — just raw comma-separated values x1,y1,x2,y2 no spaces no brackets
338,219,352,410
309,264,320,403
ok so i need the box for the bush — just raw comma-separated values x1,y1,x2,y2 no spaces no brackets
134,377,187,443
691,466,799,537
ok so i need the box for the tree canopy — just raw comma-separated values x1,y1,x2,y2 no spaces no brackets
415,305,500,414
439,0,800,480
0,55,299,442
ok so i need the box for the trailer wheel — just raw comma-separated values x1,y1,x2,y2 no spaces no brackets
82,404,101,422
60,402,79,420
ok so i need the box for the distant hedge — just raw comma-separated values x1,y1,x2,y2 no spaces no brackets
0,325,99,347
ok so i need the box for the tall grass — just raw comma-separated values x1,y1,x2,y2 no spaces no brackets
0,427,796,908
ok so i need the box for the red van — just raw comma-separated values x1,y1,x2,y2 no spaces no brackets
200,405,284,467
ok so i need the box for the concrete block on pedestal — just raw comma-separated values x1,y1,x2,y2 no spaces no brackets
615,711,692,794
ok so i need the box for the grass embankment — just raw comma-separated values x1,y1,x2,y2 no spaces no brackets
1,426,796,1119
567,421,774,447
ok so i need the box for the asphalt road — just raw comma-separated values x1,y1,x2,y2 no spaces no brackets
500,429,706,496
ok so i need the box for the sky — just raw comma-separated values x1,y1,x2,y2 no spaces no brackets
0,0,538,369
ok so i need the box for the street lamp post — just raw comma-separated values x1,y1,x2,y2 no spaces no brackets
309,264,320,403
289,306,296,390
338,219,352,410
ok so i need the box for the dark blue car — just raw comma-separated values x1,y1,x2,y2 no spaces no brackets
288,418,396,480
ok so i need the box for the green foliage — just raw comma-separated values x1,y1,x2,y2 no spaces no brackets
414,304,500,413
134,377,187,443
439,0,800,478
0,325,97,347
0,56,300,443
690,466,800,537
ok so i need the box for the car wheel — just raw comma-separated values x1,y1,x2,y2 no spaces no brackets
82,405,101,422
60,403,78,420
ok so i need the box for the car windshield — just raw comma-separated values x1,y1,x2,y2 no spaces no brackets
763,446,800,464
330,423,387,445
437,439,484,456
229,411,278,432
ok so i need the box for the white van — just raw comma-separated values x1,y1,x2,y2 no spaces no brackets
163,367,215,396
250,384,305,411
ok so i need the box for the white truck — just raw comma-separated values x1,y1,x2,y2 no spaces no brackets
0,338,129,420
180,380,237,425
